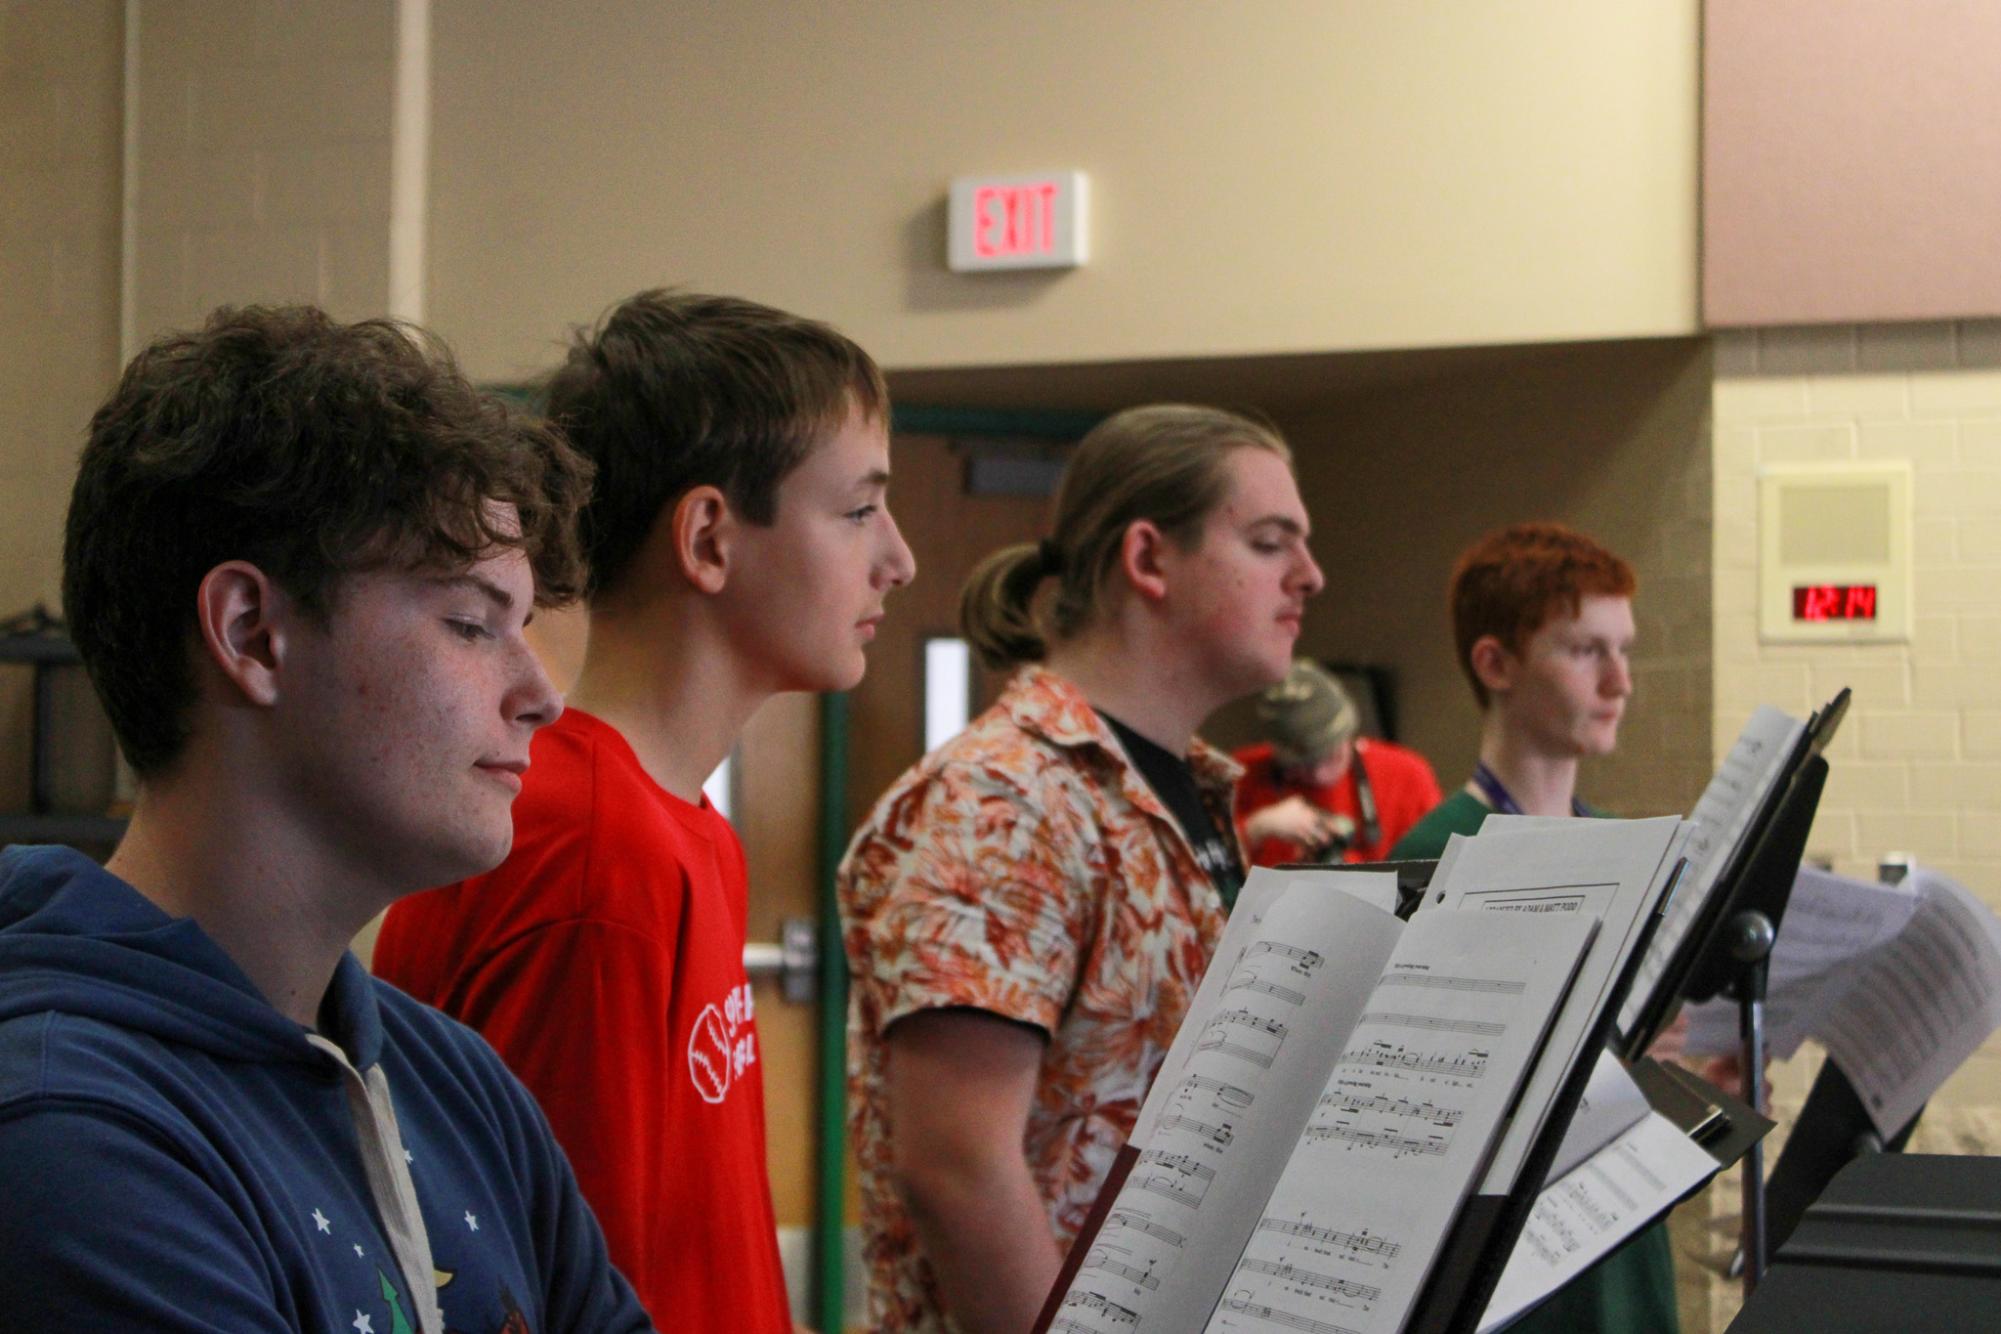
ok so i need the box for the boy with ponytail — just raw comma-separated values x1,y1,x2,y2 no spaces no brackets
839,405,1327,1333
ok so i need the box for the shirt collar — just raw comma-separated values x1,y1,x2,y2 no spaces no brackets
999,664,1243,798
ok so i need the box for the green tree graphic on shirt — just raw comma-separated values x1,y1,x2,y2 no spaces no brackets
378,1269,416,1334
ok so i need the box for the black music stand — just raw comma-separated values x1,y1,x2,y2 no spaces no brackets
1763,1059,1924,1254
1673,752,1828,1293
1728,1155,2001,1334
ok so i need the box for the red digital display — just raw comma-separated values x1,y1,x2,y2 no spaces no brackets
1793,584,1878,621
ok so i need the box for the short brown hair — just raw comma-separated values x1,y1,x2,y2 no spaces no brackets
960,404,1292,670
64,304,592,777
543,289,888,598
1449,522,1636,707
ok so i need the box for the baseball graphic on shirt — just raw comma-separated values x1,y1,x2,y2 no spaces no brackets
688,1002,734,1104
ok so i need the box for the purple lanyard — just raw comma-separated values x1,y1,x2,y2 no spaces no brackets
1472,761,1589,818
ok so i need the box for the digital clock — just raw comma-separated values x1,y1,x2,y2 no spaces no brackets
1792,583,1878,622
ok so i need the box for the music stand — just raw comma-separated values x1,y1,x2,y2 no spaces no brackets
1763,1059,1924,1254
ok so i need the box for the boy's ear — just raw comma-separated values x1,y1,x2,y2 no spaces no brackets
1468,634,1515,697
194,561,287,708
671,485,734,595
1118,519,1171,603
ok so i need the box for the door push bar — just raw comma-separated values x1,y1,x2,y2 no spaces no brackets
742,915,819,1005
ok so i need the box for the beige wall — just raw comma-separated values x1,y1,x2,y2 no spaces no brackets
129,0,396,338
426,0,1701,382
0,1,124,811
1274,338,1716,819
1714,321,2001,1109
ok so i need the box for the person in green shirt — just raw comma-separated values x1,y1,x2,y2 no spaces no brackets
1392,521,1680,1333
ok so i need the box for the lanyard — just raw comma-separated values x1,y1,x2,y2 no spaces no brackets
1471,761,1588,818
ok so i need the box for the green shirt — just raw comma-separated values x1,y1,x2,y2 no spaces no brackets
1390,789,1681,1334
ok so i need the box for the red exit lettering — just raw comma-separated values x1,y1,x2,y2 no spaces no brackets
974,182,1059,259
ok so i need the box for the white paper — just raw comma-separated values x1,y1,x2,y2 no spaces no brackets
1053,882,1405,1334
1203,910,1597,1334
1132,868,1400,1144
1477,1111,1718,1333
1541,1050,1652,1185
1815,869,2001,1137
1620,706,1804,1036
1683,866,1922,1059
1429,816,1687,1193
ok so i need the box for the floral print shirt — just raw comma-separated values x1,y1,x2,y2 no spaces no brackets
838,665,1242,1331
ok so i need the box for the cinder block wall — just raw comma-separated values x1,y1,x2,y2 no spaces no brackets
1712,321,2001,1106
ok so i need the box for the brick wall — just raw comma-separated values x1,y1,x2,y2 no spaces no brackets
1713,321,2001,1105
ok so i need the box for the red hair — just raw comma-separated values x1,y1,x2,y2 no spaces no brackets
1449,522,1636,707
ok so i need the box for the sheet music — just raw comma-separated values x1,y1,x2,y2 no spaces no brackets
1541,1050,1652,1185
1619,706,1804,1035
1429,816,1686,1193
1054,883,1404,1334
1203,909,1596,1334
1476,1111,1717,1333
1816,869,2001,1137
1133,868,1401,1144
1683,866,1922,1059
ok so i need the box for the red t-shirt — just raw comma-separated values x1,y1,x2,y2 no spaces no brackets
373,708,791,1333
1231,737,1443,867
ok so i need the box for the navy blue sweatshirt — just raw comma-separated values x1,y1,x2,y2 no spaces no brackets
0,844,654,1333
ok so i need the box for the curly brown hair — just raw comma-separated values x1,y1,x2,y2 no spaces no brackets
1449,521,1636,708
63,304,592,777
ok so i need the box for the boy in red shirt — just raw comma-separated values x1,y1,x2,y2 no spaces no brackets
1233,658,1441,866
374,291,916,1329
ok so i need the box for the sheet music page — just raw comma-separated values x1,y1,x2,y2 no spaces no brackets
1816,869,2001,1137
1132,868,1401,1144
1202,909,1596,1334
1541,1050,1652,1185
1475,1110,1717,1333
1620,706,1804,1035
1683,866,1922,1059
1051,883,1405,1334
1428,816,1686,1192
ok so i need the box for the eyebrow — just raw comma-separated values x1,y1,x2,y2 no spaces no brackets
1248,515,1309,538
855,467,891,491
433,572,526,622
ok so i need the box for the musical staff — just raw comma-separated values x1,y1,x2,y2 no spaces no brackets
1132,1149,1216,1208
1228,973,1307,1006
1246,939,1325,975
1199,1007,1289,1068
1373,972,1525,996
1055,1290,1138,1330
1083,1250,1160,1290
1180,1073,1255,1109
1217,1294,1361,1334
1357,1009,1505,1037
1338,1040,1489,1080
1237,1257,1382,1303
1105,1209,1186,1249
1316,1091,1464,1130
1254,1218,1403,1260
1158,1112,1234,1147
1303,1122,1449,1158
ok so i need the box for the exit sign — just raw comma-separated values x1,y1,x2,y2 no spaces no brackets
948,172,1088,272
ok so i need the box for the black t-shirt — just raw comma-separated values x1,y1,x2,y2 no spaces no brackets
1100,711,1245,910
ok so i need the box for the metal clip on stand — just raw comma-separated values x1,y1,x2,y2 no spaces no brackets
1727,908,1777,1292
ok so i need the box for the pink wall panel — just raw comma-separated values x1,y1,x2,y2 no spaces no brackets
1704,0,2001,326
